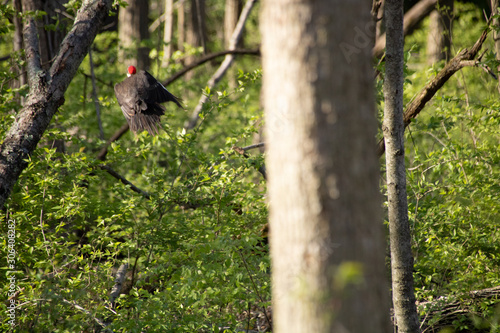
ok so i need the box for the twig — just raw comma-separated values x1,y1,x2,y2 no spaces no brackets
88,48,105,140
237,249,272,329
232,144,267,180
61,298,108,328
96,123,129,161
99,164,150,199
184,0,257,130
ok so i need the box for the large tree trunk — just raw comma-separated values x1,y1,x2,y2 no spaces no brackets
0,0,112,211
261,0,391,332
427,0,454,64
383,0,419,332
118,0,150,70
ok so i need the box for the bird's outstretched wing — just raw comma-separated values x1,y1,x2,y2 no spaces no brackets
142,71,183,109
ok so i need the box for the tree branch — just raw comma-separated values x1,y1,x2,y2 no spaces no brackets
109,263,129,307
100,164,150,199
419,286,500,332
0,0,113,211
377,26,490,157
163,48,260,87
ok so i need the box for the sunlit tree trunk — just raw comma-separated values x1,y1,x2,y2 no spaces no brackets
225,0,241,48
383,0,419,332
427,0,454,64
177,0,185,54
224,0,242,88
118,0,150,70
162,0,174,66
261,0,391,331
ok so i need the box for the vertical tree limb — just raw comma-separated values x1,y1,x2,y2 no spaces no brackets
0,0,113,211
88,48,105,140
184,0,256,130
383,0,419,332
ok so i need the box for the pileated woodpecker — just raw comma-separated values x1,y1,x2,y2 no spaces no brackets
114,66,183,135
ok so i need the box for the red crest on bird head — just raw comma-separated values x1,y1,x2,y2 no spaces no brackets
127,66,137,76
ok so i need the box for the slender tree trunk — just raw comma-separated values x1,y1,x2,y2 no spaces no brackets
491,0,500,93
383,1,419,332
224,0,242,88
186,0,206,53
261,0,391,332
162,0,174,66
427,0,454,64
225,0,241,48
118,0,150,70
177,0,185,54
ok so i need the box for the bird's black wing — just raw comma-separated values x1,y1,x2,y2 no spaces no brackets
142,70,183,109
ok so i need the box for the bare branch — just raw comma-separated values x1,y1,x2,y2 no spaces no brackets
163,48,260,86
61,298,108,328
88,48,105,140
100,164,151,199
377,26,490,157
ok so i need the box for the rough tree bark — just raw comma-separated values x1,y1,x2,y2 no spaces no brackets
427,0,454,64
383,0,419,332
118,0,150,70
261,0,391,332
0,0,113,211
